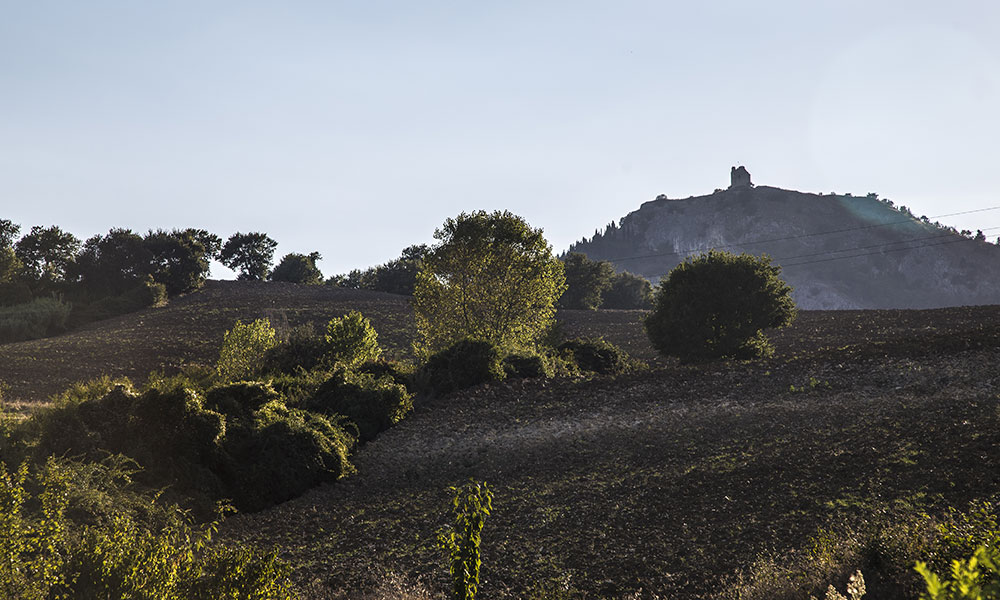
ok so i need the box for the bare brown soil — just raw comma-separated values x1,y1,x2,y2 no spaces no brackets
4,282,1000,598
0,281,416,404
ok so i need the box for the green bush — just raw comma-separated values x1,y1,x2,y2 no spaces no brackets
645,250,796,361
216,319,278,381
0,458,294,600
355,359,413,388
219,397,355,511
557,337,630,375
0,297,72,343
20,379,354,513
324,311,382,368
502,352,553,379
420,339,506,396
304,369,412,442
261,324,328,374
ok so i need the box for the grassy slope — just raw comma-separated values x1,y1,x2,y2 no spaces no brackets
4,281,999,598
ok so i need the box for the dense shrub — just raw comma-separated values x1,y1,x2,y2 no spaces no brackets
356,359,413,388
557,337,631,375
19,379,354,513
419,339,506,396
219,396,355,511
304,369,412,442
0,458,295,599
261,324,328,375
0,297,71,343
502,352,553,379
216,319,278,381
325,311,382,367
645,250,796,361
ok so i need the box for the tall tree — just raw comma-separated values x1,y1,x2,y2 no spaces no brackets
219,232,277,281
559,252,615,309
270,251,323,284
73,229,153,295
602,271,654,309
145,228,221,294
413,210,565,354
15,225,80,284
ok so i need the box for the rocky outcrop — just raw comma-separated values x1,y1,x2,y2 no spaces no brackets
568,185,1000,309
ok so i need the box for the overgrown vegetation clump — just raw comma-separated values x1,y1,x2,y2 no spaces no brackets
0,458,295,599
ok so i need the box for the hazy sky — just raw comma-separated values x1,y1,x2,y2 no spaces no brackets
3,1,999,278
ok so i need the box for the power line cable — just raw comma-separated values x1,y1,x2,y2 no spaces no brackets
644,225,1000,279
586,205,1000,264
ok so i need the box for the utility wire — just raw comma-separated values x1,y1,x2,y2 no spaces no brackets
780,225,1000,268
644,225,1000,279
588,205,1000,264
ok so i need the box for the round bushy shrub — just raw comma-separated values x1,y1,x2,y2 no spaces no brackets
261,324,327,374
304,369,412,442
324,311,382,367
502,352,552,379
644,250,796,362
557,337,630,376
419,339,506,395
220,401,355,511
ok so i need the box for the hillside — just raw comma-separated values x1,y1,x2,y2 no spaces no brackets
0,281,646,404
0,281,416,404
569,182,1000,309
221,304,1000,599
4,280,1000,597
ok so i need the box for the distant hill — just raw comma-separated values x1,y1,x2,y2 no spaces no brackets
568,179,1000,309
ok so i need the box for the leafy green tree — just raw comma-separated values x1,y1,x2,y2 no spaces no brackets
327,244,429,295
559,252,615,309
324,310,381,367
0,220,19,249
270,252,323,285
216,319,278,381
644,250,796,361
413,211,566,354
15,225,80,284
0,221,21,284
144,228,221,295
602,271,654,309
73,229,153,296
219,232,277,281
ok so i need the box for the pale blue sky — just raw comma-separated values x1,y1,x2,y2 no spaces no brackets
3,1,999,278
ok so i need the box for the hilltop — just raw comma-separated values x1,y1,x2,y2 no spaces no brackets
569,176,1000,309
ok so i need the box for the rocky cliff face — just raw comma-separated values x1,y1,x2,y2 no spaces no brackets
568,186,1000,309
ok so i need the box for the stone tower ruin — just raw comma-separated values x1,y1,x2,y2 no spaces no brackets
730,165,752,189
